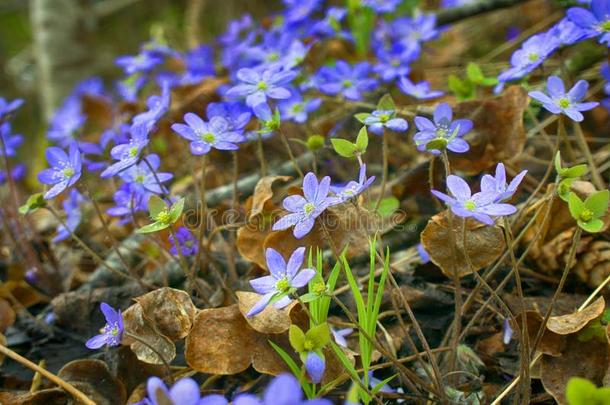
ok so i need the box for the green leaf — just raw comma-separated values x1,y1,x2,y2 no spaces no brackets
568,192,586,220
306,323,331,349
584,190,609,218
566,377,601,405
554,151,564,175
480,77,498,86
354,112,370,123
602,308,610,324
578,218,605,233
148,195,166,218
289,325,306,353
371,375,396,395
466,63,484,83
557,178,574,202
136,221,170,234
448,75,475,100
355,126,369,153
562,164,588,179
19,193,46,215
269,341,314,398
376,196,399,217
331,138,357,158
299,292,320,303
377,94,396,111
169,197,185,223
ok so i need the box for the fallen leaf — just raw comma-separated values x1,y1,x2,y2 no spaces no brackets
540,334,609,405
236,291,297,334
250,176,291,220
421,212,505,278
0,298,15,333
133,287,197,340
58,359,126,405
546,297,605,335
516,310,565,357
0,389,67,404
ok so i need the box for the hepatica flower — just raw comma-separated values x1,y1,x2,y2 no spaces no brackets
0,123,23,157
278,92,322,124
363,109,409,135
315,61,378,101
86,302,123,349
568,0,610,46
481,163,528,203
289,324,331,384
53,189,84,243
413,103,472,154
38,142,82,200
115,51,163,75
169,226,198,256
0,97,24,122
101,123,150,178
528,76,599,122
398,77,444,100
272,172,333,239
498,32,559,82
432,175,517,225
225,66,297,108
141,376,226,405
233,373,332,405
172,113,245,155
330,164,375,204
120,154,172,196
247,247,315,317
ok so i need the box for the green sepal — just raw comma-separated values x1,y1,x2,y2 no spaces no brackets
584,190,609,218
169,197,185,223
305,323,331,350
289,324,306,353
148,195,166,218
568,192,586,220
355,126,368,153
137,221,170,234
354,112,370,124
377,94,396,111
331,138,357,158
578,218,604,233
19,193,47,215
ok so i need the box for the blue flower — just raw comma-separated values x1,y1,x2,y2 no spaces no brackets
283,0,322,23
233,374,332,405
181,45,216,85
431,175,517,225
305,351,325,384
206,101,251,133
225,66,297,108
169,227,198,257
0,97,23,122
117,75,147,102
548,17,589,45
331,327,352,348
107,184,148,224
396,14,439,53
310,7,349,38
172,113,246,155
247,247,316,317
47,98,86,147
132,81,171,130
373,44,417,82
115,52,163,75
101,123,150,178
278,92,322,124
363,110,409,135
140,376,227,405
498,32,559,82
316,61,378,101
528,76,599,122
398,77,444,100
417,243,430,264
0,163,26,184
362,0,401,13
38,142,82,200
568,0,610,46
330,164,376,204
480,163,528,203
272,172,333,239
53,189,85,243
413,103,472,154
119,154,172,196
86,302,123,349
0,123,23,157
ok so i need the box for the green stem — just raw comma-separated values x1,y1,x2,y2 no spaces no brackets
374,133,389,211
572,120,605,190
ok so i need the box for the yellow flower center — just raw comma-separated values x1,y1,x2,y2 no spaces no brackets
464,200,477,211
580,209,594,222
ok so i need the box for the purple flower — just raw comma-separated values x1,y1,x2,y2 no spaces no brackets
141,376,227,405
330,164,376,204
0,123,23,157
85,302,123,349
233,374,332,405
117,75,146,102
181,45,216,85
413,103,472,154
0,163,26,184
502,318,514,345
331,327,352,348
373,44,417,82
363,110,409,135
548,17,589,45
528,76,599,122
172,113,245,155
53,189,84,243
120,154,172,196
47,98,86,147
0,97,23,122
498,32,559,82
431,175,517,225
38,142,82,200
169,227,198,256
115,52,163,75
362,0,401,13
206,101,252,133
397,14,439,53
132,81,171,129
417,243,430,264
272,172,333,239
305,352,325,384
247,247,316,317
480,163,527,203
398,77,444,100
567,0,610,46
101,123,150,178
283,0,323,23
278,92,322,124
315,61,378,101
310,7,348,38
225,66,297,108
107,184,148,223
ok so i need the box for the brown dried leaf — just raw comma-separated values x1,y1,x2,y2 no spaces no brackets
263,226,325,265
237,218,272,269
236,291,296,334
450,86,528,175
516,310,565,357
134,287,197,340
575,240,610,289
421,213,505,278
0,298,15,333
58,359,126,405
122,302,176,365
546,296,605,335
0,388,67,404
541,334,609,405
250,176,291,220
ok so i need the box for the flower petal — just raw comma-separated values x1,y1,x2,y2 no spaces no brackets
286,247,305,279
265,248,287,277
290,268,316,288
263,374,302,405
